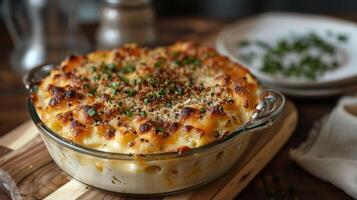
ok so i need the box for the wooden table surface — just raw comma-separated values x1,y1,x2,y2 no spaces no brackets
0,16,354,199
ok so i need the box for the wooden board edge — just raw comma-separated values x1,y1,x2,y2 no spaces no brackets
1,101,297,200
0,120,39,150
212,103,298,200
44,180,90,200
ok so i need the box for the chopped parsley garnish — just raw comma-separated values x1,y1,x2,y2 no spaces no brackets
119,75,129,83
236,31,349,80
119,65,135,74
126,89,136,97
89,88,97,96
83,83,90,89
106,73,112,80
171,51,180,58
147,76,158,87
110,82,119,88
93,75,100,81
106,63,116,70
337,34,348,42
88,88,97,96
133,78,142,85
140,111,147,117
192,59,202,66
154,61,161,68
87,108,97,117
238,40,250,47
156,127,164,133
144,98,150,105
112,89,118,95
165,101,173,108
175,56,202,67
177,87,184,95
200,108,206,113
125,109,133,118
158,88,166,96
143,94,157,105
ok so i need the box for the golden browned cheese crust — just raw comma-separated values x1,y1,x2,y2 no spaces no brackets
33,42,260,154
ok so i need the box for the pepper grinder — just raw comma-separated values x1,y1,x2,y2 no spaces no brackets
96,0,156,49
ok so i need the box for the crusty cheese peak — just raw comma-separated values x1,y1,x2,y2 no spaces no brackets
33,41,260,154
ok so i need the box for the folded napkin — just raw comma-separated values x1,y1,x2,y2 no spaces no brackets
290,96,357,199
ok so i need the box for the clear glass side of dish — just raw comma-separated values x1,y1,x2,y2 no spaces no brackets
25,64,285,195
39,123,254,194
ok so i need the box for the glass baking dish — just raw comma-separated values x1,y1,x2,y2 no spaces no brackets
24,64,285,196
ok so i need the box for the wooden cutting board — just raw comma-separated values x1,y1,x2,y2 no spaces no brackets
0,100,297,200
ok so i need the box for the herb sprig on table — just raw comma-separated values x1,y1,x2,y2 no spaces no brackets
237,31,349,80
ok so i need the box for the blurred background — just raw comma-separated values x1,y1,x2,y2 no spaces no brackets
1,0,357,22
1,1,357,199
2,0,357,74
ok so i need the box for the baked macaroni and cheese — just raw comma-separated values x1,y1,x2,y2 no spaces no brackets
32,41,260,154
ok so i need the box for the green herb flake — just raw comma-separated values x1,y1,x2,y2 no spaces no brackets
171,51,180,58
158,88,166,96
337,34,348,42
140,111,147,117
83,83,90,89
177,87,184,96
126,89,136,97
165,101,173,108
154,61,161,68
237,31,347,80
106,73,112,80
112,89,118,95
237,40,250,47
119,75,129,83
192,59,202,66
156,127,164,133
133,78,142,85
110,82,119,88
125,109,133,118
147,77,158,87
91,66,97,72
93,75,100,81
87,108,97,117
173,60,181,66
106,63,116,70
144,98,150,105
89,88,97,96
200,108,206,113
119,65,135,74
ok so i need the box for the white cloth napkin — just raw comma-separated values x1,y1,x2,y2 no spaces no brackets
290,96,357,199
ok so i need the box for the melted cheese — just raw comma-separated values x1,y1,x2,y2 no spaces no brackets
33,41,260,154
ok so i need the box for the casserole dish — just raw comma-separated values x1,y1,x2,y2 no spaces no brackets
24,43,285,196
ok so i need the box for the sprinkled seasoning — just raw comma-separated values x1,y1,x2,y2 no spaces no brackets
87,108,97,117
89,88,97,96
34,41,260,154
119,65,135,74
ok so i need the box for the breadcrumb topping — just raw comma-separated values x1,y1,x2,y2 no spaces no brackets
33,41,260,154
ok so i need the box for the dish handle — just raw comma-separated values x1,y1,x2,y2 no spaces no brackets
23,64,57,92
243,89,285,132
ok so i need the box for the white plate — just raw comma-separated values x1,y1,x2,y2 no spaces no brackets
216,12,357,88
263,81,357,98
